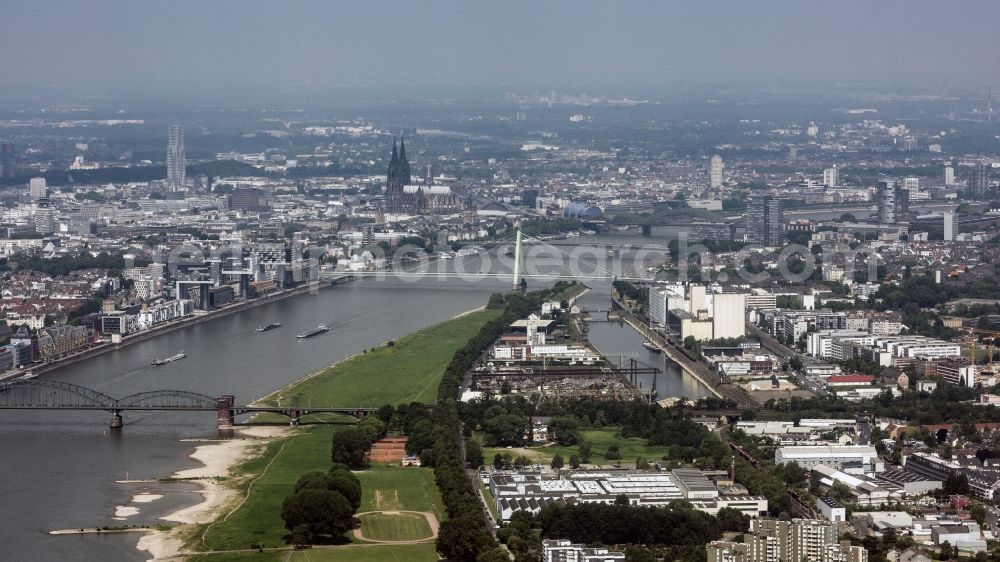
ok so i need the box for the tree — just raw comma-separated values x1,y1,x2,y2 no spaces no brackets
482,413,529,447
789,355,803,371
551,454,564,470
493,453,506,470
716,507,750,533
971,502,986,527
466,439,484,469
476,547,512,562
829,481,853,503
280,489,354,539
605,443,621,460
624,546,658,562
288,470,358,515
357,416,386,445
635,457,650,470
406,419,436,458
579,441,592,463
782,461,808,487
569,454,580,469
330,427,371,470
327,470,362,511
546,416,580,445
437,515,496,562
294,471,335,494
943,473,970,495
289,523,312,547
376,404,395,425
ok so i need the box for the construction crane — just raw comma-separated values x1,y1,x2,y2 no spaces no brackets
966,328,1000,373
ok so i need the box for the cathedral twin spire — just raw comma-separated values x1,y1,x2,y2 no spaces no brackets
387,136,411,190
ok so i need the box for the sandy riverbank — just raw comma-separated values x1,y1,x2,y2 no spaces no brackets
135,425,290,561
451,305,486,319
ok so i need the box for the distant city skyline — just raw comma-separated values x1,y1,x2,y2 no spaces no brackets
2,1,1000,96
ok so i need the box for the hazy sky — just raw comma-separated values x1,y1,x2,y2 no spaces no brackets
4,1,1000,96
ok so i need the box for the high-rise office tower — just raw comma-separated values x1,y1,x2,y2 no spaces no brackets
823,166,838,188
0,142,15,178
166,125,186,189
943,212,957,241
968,162,990,195
876,180,897,224
749,195,784,247
28,177,47,198
33,198,54,234
944,166,955,186
765,197,784,246
709,155,723,189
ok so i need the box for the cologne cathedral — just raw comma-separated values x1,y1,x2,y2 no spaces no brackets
384,138,463,214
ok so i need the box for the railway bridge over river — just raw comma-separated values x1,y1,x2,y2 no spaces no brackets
0,379,378,429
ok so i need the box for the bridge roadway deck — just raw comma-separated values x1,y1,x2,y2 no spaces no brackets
0,405,380,414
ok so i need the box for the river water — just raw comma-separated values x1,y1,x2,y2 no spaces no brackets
0,245,707,561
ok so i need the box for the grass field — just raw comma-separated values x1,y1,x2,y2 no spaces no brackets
188,544,439,562
188,553,283,562
358,512,433,541
482,427,670,466
290,543,439,562
357,467,443,517
201,426,337,550
265,309,501,409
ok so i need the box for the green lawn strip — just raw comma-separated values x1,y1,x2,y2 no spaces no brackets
481,427,670,466
263,309,500,408
201,426,336,551
479,480,501,522
187,552,284,562
289,543,439,562
358,512,432,541
554,282,588,303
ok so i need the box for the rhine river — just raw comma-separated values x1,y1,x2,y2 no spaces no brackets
0,242,709,561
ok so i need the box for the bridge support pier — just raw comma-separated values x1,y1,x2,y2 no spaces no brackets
289,409,300,427
640,224,652,236
110,411,123,429
216,395,235,430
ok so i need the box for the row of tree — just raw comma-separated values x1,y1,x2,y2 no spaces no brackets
760,380,999,426
5,251,150,277
537,499,728,547
434,288,571,562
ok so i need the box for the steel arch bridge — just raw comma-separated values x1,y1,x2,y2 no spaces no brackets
0,379,218,410
0,379,379,429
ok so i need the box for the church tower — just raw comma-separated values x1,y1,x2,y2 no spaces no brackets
398,138,412,185
386,138,402,212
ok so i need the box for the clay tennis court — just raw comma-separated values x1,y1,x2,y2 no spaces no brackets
367,436,408,463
